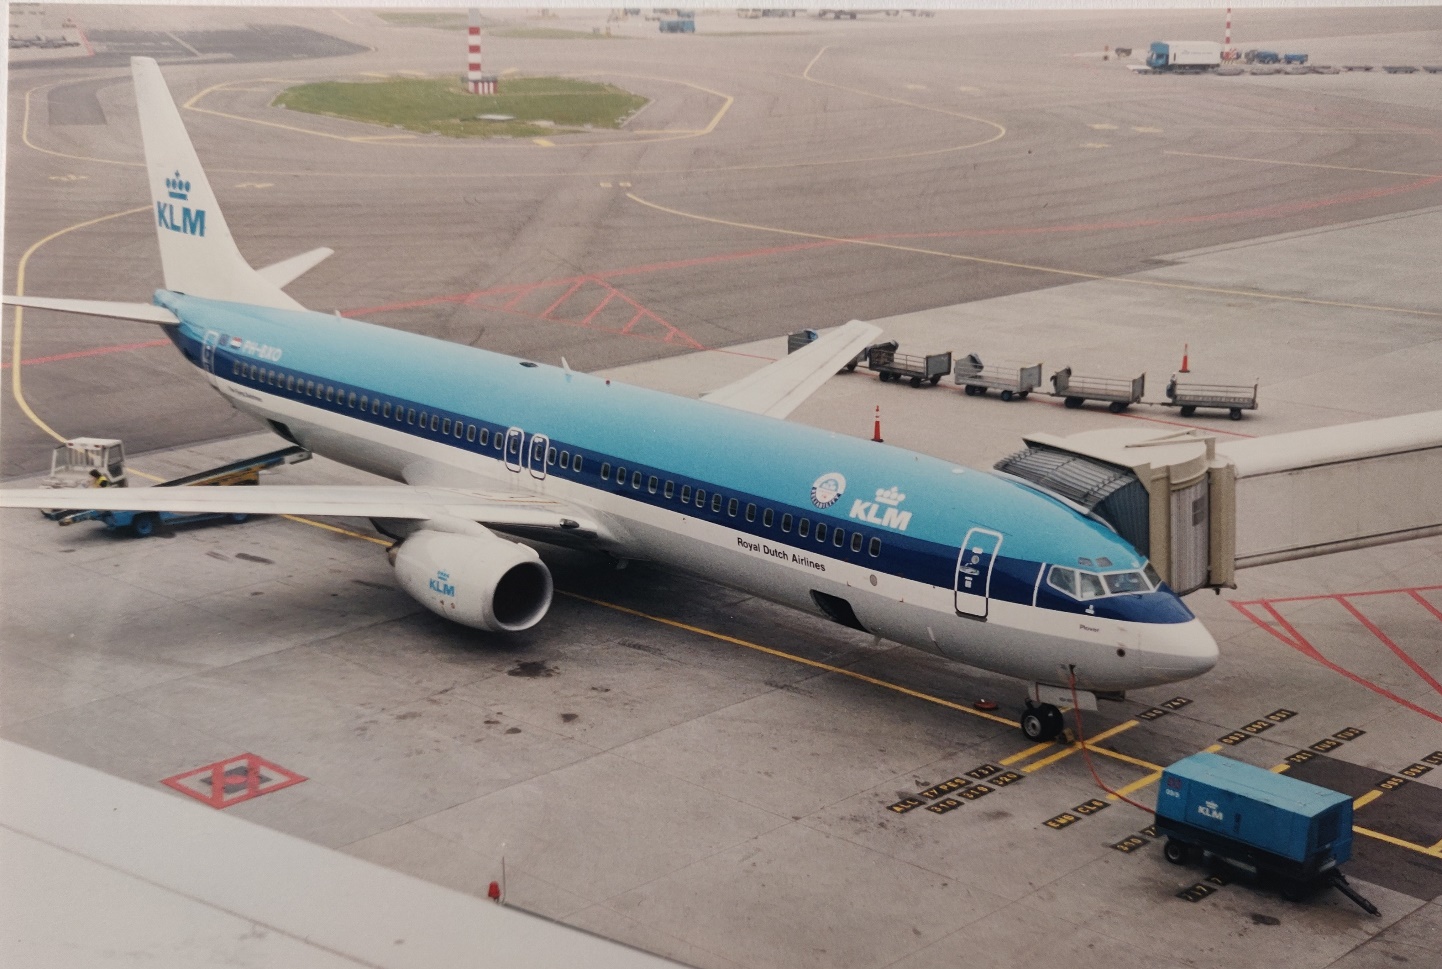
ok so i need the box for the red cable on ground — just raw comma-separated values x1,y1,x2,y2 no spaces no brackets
1068,668,1154,814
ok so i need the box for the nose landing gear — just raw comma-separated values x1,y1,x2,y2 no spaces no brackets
1020,699,1065,741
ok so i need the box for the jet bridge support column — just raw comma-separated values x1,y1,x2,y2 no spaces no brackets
1002,411,1442,595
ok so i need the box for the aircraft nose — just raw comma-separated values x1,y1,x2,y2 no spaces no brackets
1142,618,1219,681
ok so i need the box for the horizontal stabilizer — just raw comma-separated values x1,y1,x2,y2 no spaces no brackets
702,319,883,419
0,485,604,535
257,248,335,289
2,295,179,325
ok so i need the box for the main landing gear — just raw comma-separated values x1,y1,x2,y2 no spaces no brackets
1020,699,1065,742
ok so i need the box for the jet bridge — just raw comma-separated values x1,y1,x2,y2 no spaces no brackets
996,412,1442,594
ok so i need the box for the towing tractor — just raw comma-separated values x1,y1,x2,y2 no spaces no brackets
43,438,128,489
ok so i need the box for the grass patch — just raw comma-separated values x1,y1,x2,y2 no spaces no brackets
492,27,625,40
273,76,648,139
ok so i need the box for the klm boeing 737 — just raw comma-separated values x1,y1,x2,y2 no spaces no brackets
2,59,1217,741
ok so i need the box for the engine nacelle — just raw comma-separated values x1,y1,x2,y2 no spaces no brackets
390,526,553,632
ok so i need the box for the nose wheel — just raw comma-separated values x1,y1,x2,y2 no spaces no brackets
1020,700,1065,741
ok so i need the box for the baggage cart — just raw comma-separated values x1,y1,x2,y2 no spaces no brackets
867,345,950,388
48,445,310,537
1155,752,1378,914
1049,367,1145,413
1164,375,1257,420
953,353,1042,401
787,331,892,373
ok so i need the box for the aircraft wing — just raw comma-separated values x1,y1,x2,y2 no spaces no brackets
0,485,606,536
702,319,882,419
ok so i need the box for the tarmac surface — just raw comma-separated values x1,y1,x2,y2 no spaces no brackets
4,6,1442,968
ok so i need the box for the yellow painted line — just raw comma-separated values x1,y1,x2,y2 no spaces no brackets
1023,720,1139,773
1108,769,1162,801
281,515,390,545
1271,763,1290,773
8,206,152,444
1000,741,1054,765
22,80,143,169
625,192,1442,321
1088,123,1117,130
184,80,381,143
1353,825,1442,858
1164,149,1440,180
533,138,555,147
561,592,1019,728
1354,790,1383,810
1086,745,1162,772
1202,744,1223,753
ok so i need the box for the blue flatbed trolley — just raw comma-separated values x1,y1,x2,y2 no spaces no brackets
46,445,310,537
1155,752,1379,914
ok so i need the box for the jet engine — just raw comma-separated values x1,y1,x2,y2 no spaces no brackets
389,524,553,632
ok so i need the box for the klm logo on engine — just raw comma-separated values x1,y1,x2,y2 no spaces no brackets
156,171,205,237
849,486,912,532
429,569,455,597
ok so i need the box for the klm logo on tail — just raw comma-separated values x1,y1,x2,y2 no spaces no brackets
156,171,205,237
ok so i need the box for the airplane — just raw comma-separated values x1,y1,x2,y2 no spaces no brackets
2,58,1218,743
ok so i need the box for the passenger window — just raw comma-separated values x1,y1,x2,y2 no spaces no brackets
327,386,336,402
602,463,612,481
727,498,739,517
1079,572,1106,599
560,451,569,469
833,528,845,547
573,455,582,473
664,481,674,499
647,476,658,494
745,503,756,523
348,391,357,408
781,513,792,532
232,361,240,375
680,485,692,502
711,494,723,513
287,376,296,391
1047,567,1077,597
548,447,557,465
851,532,863,552
632,471,642,490
816,522,828,542
372,400,381,416
467,425,476,442
798,519,810,538
430,415,440,432
359,395,367,409
616,466,626,485
695,489,705,507
763,508,774,527
442,418,451,435
383,402,392,418
479,428,489,446
869,537,881,557
407,408,416,424
306,380,315,396
454,421,463,439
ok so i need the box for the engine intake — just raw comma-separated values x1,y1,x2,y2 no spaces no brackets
390,526,553,632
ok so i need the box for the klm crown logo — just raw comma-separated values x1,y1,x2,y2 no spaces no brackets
874,486,906,507
156,170,205,237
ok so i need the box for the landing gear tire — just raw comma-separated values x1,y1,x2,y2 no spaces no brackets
1180,405,1196,417
1109,401,1127,413
1020,700,1065,741
1000,390,1015,402
1064,396,1083,409
1163,839,1191,866
909,376,922,388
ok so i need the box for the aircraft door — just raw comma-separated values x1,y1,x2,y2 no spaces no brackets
503,427,524,473
527,433,549,481
954,528,1003,619
201,330,220,376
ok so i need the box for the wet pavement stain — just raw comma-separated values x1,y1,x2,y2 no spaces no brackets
507,660,557,678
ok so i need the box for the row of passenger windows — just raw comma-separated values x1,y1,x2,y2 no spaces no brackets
596,461,882,558
232,357,875,557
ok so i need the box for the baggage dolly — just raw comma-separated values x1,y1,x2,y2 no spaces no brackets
954,353,1042,401
1164,376,1258,420
1049,367,1145,413
867,345,951,388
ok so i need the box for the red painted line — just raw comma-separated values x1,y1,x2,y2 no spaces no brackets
1232,584,1442,608
1,338,171,369
76,25,94,57
541,278,587,319
578,290,616,327
1231,600,1442,725
1409,589,1442,625
1336,596,1442,697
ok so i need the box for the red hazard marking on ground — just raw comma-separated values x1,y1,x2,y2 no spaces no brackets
1,339,171,370
1232,585,1442,724
162,753,306,809
345,274,706,350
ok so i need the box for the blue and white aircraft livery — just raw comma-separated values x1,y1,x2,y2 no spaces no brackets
2,59,1218,741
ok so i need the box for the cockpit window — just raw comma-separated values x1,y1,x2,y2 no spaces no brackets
1048,563,1158,601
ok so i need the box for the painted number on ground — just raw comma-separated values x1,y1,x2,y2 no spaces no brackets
888,797,925,814
918,777,967,799
1045,812,1080,830
966,763,1002,780
1311,738,1344,753
927,797,963,815
1112,835,1148,853
1333,727,1366,741
1074,798,1108,816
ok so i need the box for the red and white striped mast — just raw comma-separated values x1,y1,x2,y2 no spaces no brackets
1223,7,1236,60
464,9,496,94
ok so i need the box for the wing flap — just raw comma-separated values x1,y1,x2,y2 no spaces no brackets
2,296,179,325
0,485,604,535
702,320,882,419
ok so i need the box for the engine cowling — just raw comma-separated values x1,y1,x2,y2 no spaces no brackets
390,527,553,632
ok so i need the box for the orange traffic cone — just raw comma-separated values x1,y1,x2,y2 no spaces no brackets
1179,343,1191,374
872,404,883,443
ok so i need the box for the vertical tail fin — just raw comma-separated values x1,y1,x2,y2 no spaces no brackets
133,57,302,310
